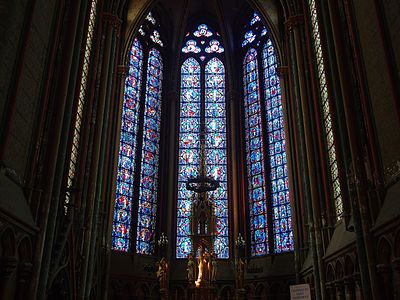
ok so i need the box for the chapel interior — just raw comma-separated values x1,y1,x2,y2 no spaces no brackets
0,0,400,299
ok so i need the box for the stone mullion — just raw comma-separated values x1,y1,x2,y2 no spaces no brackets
256,48,274,255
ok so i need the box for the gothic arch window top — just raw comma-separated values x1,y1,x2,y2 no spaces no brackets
181,23,224,61
138,12,164,47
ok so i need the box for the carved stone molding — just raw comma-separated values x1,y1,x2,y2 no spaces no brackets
276,66,289,78
102,12,122,33
391,257,400,272
384,160,400,184
117,65,128,77
0,256,18,279
376,263,391,274
285,15,304,32
17,262,33,283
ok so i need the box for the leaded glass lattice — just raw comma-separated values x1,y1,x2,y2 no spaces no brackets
307,0,343,220
242,12,293,256
176,58,201,259
262,40,293,253
177,23,228,259
136,48,163,254
112,38,143,251
65,0,98,215
243,48,269,256
205,58,229,258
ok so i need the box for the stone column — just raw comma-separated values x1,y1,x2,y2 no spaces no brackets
326,282,336,300
326,1,379,298
344,277,355,300
80,9,122,300
15,262,33,300
391,258,400,299
0,256,17,298
353,273,363,300
335,280,345,300
286,13,325,299
376,263,394,299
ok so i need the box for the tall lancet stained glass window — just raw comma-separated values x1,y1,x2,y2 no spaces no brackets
242,12,293,256
112,38,143,252
112,12,164,253
177,24,229,259
307,0,343,220
136,49,163,254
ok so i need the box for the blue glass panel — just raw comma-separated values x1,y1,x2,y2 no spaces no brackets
136,48,163,255
176,58,201,258
262,40,293,253
205,58,229,258
112,38,143,252
244,48,269,256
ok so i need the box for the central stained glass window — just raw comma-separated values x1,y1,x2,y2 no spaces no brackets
176,24,229,259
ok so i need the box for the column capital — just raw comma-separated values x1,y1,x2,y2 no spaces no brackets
285,14,304,32
0,256,18,279
391,257,400,272
117,65,128,77
102,12,122,33
376,263,391,274
17,262,33,283
277,66,289,78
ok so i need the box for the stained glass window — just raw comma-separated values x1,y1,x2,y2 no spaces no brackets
205,40,224,53
242,31,256,47
150,30,164,47
307,0,343,220
194,24,213,37
176,58,201,259
262,40,293,253
250,12,261,25
243,48,269,256
182,40,201,54
112,38,143,252
205,58,228,258
136,49,163,254
177,24,228,259
242,12,293,256
65,0,98,215
112,11,164,254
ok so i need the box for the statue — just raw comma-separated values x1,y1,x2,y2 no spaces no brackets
187,253,196,283
236,258,245,289
195,244,208,287
156,257,168,290
208,252,217,282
